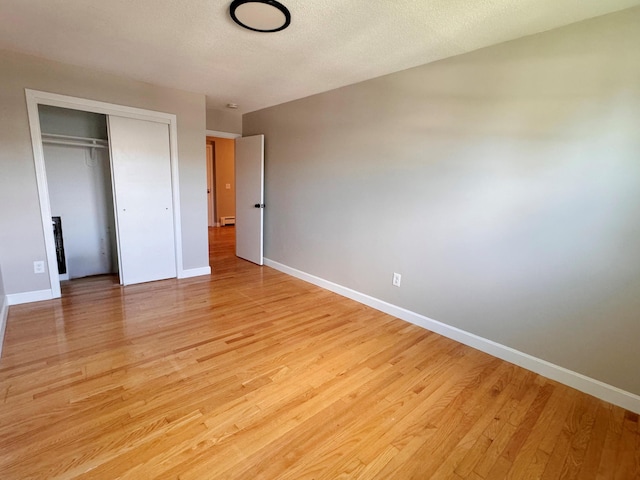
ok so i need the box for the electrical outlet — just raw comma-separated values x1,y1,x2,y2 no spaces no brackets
392,272,401,287
226,183,231,190
34,261,45,274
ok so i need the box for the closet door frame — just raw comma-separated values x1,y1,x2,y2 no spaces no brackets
25,89,184,298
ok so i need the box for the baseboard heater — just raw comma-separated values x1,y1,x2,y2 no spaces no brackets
220,216,236,226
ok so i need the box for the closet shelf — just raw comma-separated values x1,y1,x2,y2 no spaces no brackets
41,133,109,149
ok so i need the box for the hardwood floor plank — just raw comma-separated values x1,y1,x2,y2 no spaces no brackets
614,411,640,480
504,384,566,478
577,402,613,479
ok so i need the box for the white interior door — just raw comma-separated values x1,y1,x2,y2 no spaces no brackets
108,116,177,285
235,134,264,265
206,144,215,227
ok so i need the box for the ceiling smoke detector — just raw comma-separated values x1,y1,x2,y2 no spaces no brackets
229,0,291,33
226,103,239,109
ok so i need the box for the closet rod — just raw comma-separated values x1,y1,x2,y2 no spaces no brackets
42,138,109,149
41,132,109,149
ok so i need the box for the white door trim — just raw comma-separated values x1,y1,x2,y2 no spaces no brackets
206,129,241,139
25,89,184,298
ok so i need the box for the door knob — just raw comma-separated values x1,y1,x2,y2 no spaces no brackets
254,204,265,208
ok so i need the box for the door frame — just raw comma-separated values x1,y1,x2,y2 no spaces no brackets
25,89,184,298
205,129,241,140
205,130,240,229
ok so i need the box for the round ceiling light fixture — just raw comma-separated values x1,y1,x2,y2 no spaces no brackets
229,0,291,33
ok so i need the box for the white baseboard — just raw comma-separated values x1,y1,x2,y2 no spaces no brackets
59,273,69,281
0,295,8,357
179,266,211,279
6,289,54,306
264,258,640,414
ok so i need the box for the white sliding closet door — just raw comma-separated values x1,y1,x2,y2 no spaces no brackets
108,116,176,285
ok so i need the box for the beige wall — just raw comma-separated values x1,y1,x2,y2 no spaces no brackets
206,108,242,134
244,8,640,396
207,137,236,222
0,50,209,295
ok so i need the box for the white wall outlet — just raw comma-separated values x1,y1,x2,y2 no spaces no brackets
34,260,46,274
392,272,401,287
225,183,231,190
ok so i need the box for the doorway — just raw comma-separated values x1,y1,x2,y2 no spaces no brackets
206,135,236,228
206,133,239,269
27,89,184,298
204,132,265,267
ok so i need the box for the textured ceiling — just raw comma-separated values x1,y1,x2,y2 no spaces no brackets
1,0,639,114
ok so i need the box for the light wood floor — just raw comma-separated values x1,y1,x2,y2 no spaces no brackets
1,226,638,479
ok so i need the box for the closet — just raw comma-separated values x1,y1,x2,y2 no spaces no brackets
39,106,118,281
38,105,177,289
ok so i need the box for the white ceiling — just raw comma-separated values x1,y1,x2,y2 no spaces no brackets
1,0,639,114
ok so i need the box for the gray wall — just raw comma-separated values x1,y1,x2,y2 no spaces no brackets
0,264,5,309
39,105,107,139
0,264,5,355
206,108,242,134
244,8,640,396
0,50,209,295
